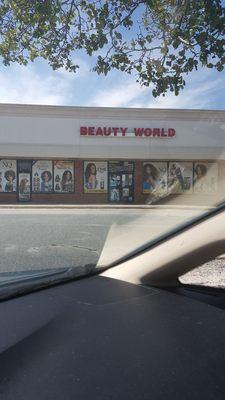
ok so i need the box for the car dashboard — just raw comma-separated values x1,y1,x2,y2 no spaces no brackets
0,275,224,400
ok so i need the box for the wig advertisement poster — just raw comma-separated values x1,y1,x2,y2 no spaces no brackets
109,174,121,202
84,161,108,193
32,160,53,193
18,173,31,201
53,161,74,193
0,159,17,193
142,162,167,195
168,162,193,194
194,162,218,193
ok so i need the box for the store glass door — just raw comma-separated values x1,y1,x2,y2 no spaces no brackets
108,161,134,202
17,160,32,202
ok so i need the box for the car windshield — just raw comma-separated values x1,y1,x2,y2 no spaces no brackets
0,1,225,292
0,174,223,287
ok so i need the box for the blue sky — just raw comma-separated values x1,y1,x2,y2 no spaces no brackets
0,55,224,110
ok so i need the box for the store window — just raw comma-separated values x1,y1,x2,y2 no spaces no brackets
168,162,193,194
193,162,218,193
17,160,32,202
142,162,167,195
32,160,53,193
0,159,17,193
53,160,74,193
108,161,134,202
84,161,108,193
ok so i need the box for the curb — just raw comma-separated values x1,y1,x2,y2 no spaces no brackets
0,204,213,210
0,204,152,210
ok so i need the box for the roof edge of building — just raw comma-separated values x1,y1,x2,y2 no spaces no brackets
0,103,224,121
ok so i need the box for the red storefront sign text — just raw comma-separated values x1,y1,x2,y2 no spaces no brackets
80,126,176,138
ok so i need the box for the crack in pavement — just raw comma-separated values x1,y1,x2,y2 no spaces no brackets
49,243,99,253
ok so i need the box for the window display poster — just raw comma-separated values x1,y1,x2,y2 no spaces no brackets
53,161,74,193
32,160,53,192
0,159,17,193
194,162,218,193
108,161,134,202
142,162,167,195
108,161,134,174
18,173,31,201
110,188,120,202
84,161,107,193
109,173,121,202
168,162,193,194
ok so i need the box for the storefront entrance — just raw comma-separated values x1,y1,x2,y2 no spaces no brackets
108,161,134,202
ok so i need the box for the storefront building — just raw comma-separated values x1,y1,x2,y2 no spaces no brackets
0,104,225,205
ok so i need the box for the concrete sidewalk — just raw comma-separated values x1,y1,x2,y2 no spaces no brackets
0,204,213,210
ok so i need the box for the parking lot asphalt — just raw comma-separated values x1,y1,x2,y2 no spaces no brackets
0,207,224,288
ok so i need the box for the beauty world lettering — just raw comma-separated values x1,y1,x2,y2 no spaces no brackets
80,126,176,138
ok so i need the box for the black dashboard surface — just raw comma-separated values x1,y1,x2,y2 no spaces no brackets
0,275,224,400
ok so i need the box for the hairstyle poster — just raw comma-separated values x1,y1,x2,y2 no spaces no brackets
142,162,167,195
0,159,17,193
168,162,193,194
53,161,74,193
18,173,31,201
194,162,218,193
32,160,53,193
84,161,108,193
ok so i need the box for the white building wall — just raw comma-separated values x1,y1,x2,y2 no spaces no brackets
0,104,225,160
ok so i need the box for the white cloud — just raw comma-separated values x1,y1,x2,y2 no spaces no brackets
87,80,150,107
146,76,224,109
87,67,225,110
130,69,225,110
0,61,88,105
0,60,223,109
56,57,90,80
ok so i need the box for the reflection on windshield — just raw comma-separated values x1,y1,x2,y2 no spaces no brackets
97,160,222,267
97,205,214,268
